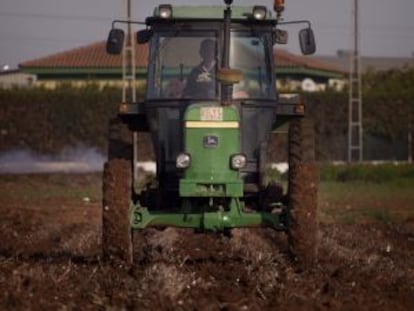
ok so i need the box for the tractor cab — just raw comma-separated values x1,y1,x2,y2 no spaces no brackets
107,3,313,195
141,5,280,195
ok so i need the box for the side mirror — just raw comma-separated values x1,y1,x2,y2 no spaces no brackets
106,28,125,55
299,27,316,55
273,29,288,45
137,29,153,44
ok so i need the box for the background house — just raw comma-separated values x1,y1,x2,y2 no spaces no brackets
15,42,414,92
0,68,35,88
19,41,344,92
313,50,414,73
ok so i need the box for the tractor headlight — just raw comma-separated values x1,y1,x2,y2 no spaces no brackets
158,4,173,19
252,6,267,20
176,153,191,168
230,154,247,170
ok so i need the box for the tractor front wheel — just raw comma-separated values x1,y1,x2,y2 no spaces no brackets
287,118,319,269
102,158,133,265
102,117,134,265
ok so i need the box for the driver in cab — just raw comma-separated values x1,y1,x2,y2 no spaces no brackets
184,39,217,98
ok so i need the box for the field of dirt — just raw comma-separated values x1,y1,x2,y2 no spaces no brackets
0,173,413,310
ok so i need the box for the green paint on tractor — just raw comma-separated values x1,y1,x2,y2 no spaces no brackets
131,199,286,232
180,104,243,198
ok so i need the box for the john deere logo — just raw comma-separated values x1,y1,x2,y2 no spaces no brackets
203,135,219,148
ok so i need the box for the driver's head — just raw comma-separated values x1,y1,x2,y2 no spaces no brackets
199,39,216,63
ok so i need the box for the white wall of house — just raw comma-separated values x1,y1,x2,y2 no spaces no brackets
0,71,36,88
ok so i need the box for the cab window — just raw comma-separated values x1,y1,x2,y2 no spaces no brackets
148,31,218,99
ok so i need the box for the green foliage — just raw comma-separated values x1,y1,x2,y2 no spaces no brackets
362,207,394,224
303,90,348,160
1,67,413,160
0,84,122,154
300,68,414,160
363,67,414,139
319,163,414,183
264,166,284,185
318,179,414,224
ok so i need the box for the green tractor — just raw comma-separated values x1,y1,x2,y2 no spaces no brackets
103,0,318,267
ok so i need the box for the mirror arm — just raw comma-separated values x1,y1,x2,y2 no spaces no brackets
111,19,146,29
277,20,312,29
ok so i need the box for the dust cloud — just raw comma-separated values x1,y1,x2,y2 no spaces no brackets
0,146,105,174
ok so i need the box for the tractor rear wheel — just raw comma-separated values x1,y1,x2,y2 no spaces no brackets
102,117,134,265
287,118,318,269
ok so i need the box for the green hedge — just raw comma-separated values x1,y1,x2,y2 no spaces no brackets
0,84,120,154
0,77,411,161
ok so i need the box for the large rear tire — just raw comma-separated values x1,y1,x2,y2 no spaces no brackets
287,118,319,269
102,117,134,265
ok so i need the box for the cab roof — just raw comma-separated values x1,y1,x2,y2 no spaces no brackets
152,5,274,20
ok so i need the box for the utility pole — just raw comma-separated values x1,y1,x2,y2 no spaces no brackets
123,0,139,180
348,0,363,162
122,0,136,103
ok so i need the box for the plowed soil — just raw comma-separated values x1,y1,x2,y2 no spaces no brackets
0,173,413,310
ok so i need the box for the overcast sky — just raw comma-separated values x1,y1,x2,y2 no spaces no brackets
1,0,414,68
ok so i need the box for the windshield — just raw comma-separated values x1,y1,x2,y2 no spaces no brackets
230,31,275,99
148,31,218,99
147,29,275,100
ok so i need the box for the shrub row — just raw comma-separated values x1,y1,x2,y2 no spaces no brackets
319,163,414,183
0,85,120,154
0,84,410,161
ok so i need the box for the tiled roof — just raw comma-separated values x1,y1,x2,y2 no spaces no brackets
19,40,343,75
20,41,149,68
275,49,345,74
313,54,414,73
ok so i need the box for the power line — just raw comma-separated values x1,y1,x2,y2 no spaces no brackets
0,10,111,22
